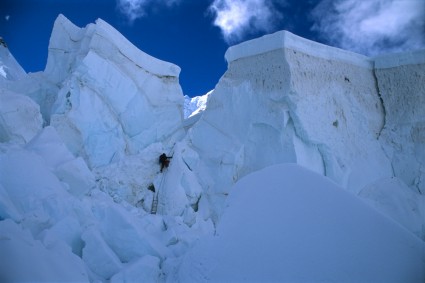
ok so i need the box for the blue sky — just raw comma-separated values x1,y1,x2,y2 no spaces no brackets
1,0,424,97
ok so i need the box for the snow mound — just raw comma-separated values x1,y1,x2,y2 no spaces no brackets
178,164,425,283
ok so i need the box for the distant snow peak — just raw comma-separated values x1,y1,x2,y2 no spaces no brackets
184,90,211,119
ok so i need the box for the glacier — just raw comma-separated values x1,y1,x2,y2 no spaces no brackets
0,15,424,282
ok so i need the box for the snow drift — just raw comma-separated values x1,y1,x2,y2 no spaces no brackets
178,164,425,283
0,14,424,282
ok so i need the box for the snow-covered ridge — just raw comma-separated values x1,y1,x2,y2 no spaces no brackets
0,45,27,81
47,14,180,79
184,91,211,119
374,49,425,69
225,30,373,68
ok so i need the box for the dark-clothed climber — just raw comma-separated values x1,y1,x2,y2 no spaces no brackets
159,153,172,172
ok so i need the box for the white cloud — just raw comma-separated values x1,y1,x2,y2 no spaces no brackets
209,0,282,44
117,0,181,23
5,15,10,21
311,0,425,56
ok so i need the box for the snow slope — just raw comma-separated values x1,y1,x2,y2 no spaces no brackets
178,164,425,283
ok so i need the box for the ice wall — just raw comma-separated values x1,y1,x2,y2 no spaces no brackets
375,50,425,194
187,31,424,237
45,15,184,168
188,31,389,213
0,45,43,143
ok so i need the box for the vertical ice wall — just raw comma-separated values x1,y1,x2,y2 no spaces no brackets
0,43,43,143
188,31,394,221
45,15,184,168
375,51,425,194
185,32,424,238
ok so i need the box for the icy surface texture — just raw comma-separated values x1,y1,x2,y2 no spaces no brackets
376,52,425,194
45,15,184,168
188,30,402,223
0,90,43,144
0,45,43,143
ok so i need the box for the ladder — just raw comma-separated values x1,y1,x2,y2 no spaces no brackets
150,193,158,214
151,150,175,215
151,172,165,215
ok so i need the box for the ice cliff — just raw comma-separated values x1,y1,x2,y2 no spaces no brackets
188,31,424,234
46,15,184,168
0,15,424,282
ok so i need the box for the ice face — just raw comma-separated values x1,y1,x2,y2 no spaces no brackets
44,14,185,168
375,52,425,194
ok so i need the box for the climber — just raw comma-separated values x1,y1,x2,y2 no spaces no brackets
159,153,172,172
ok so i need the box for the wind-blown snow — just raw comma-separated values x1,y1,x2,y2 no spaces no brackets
0,15,424,282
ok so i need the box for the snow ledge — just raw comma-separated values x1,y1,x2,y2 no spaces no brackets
225,30,373,69
374,49,425,69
